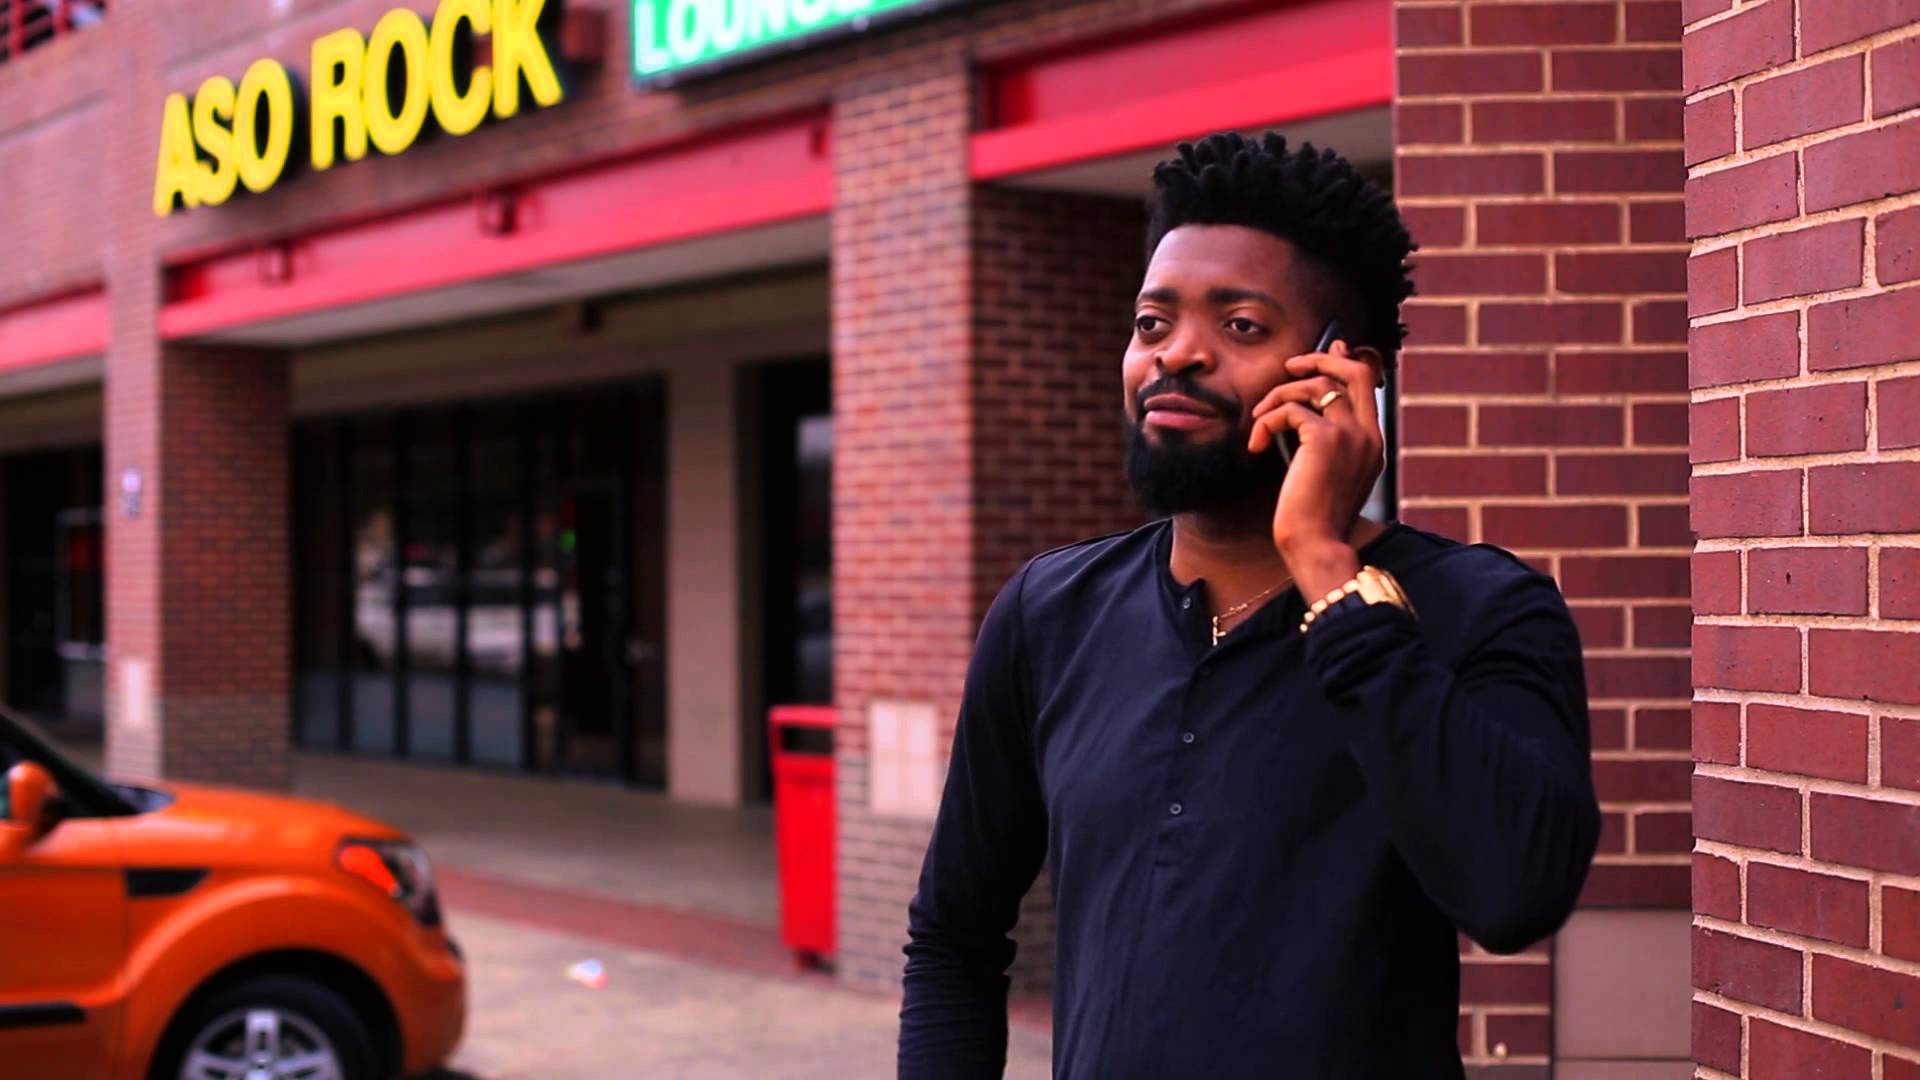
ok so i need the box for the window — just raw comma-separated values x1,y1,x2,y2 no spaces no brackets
0,1,108,66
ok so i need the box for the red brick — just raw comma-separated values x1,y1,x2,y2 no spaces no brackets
1634,401,1688,447
1633,604,1692,647
1481,302,1623,345
1412,252,1548,296
1456,1012,1470,1056
1745,54,1866,152
1477,202,1621,245
1693,924,1804,1012
1399,52,1545,96
1626,1,1681,42
1552,47,1683,92
1805,117,1920,213
1748,1017,1872,1079
1694,1000,1743,1073
1633,299,1688,343
1693,700,1741,763
1399,504,1470,540
1637,704,1695,751
1581,862,1691,907
1878,375,1920,449
1471,3,1618,44
1881,550,1920,627
1686,91,1736,165
1693,623,1802,692
1812,792,1920,875
1403,303,1471,346
1400,454,1548,497
1809,628,1920,706
1555,148,1685,194
1599,809,1628,853
1557,251,1686,296
1880,206,1920,286
1397,103,1465,145
1692,550,1741,614
1400,205,1466,249
1749,547,1869,616
1483,1012,1549,1057
1457,960,1552,1004
1689,246,1738,316
1746,381,1868,457
1809,286,1920,371
1399,153,1547,197
1689,397,1740,463
1591,707,1628,750
1687,153,1798,238
1812,952,1920,1046
1473,99,1617,144
1892,1058,1920,1080
1557,451,1689,495
1747,703,1869,782
1697,470,1797,538
1571,604,1626,648
1801,0,1920,53
1396,4,1462,47
1744,219,1865,305
1562,555,1689,598
1885,886,1920,962
1689,311,1799,388
1694,774,1803,853
1401,404,1470,446
1586,655,1691,698
1631,199,1687,243
1684,0,1793,93
1810,463,1920,534
1682,0,1730,24
1478,404,1623,447
1639,503,1693,546
1632,810,1692,853
1589,757,1697,799
1482,503,1628,548
1625,96,1682,140
1400,350,1546,394
1874,35,1920,118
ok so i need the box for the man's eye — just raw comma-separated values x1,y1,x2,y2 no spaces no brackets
1226,317,1264,335
1134,315,1166,335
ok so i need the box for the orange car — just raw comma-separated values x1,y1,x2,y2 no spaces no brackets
0,710,465,1078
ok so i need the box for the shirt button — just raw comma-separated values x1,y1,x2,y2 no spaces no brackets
1181,732,1196,745
1181,596,1193,610
1169,802,1184,816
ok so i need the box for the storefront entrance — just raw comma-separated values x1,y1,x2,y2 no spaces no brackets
294,382,667,786
1,446,105,732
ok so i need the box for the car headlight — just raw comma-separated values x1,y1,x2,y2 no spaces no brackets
337,838,442,926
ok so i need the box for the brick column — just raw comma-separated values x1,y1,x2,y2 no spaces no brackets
1396,0,1690,1071
1685,2,1920,1075
830,48,1144,989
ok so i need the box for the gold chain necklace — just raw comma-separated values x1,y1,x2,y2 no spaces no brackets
1211,579,1290,647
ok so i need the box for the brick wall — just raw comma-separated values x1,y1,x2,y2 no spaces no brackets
1684,1,1920,1075
1395,0,1691,1071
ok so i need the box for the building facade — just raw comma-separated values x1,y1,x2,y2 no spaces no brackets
0,0,1912,1074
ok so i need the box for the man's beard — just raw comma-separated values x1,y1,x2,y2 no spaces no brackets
1124,377,1288,518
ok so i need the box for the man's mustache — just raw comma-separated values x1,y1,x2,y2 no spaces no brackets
1133,375,1243,425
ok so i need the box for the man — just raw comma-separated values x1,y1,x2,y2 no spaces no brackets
898,133,1600,1078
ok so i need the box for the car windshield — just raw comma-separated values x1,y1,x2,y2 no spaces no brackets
0,707,135,816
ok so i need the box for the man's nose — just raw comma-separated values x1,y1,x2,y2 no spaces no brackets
1155,332,1213,375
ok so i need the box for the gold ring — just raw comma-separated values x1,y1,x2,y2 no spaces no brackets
1315,390,1344,410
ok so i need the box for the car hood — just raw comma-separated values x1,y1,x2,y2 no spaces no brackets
121,781,407,867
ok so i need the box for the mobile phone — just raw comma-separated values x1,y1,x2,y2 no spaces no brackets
1275,319,1345,466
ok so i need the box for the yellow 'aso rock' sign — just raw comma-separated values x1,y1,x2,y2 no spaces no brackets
154,0,565,216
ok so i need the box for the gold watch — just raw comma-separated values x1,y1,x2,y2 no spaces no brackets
1299,566,1416,635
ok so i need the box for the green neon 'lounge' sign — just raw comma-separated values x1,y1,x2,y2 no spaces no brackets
632,0,953,84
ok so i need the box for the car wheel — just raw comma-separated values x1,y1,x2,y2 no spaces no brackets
154,974,381,1080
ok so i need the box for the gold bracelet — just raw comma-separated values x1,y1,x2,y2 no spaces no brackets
1299,566,1416,635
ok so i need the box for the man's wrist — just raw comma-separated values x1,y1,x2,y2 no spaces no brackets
1281,539,1362,601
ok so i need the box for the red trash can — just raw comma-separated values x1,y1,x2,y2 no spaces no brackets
769,705,837,969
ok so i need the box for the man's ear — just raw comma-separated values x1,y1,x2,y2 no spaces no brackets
1346,343,1388,388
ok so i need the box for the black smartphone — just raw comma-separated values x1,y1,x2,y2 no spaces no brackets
1276,319,1345,466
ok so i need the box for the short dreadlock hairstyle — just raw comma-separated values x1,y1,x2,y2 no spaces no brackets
1146,132,1417,371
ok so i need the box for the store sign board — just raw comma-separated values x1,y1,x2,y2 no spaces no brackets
631,0,959,86
154,0,569,217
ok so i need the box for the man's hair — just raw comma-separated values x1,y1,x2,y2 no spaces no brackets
1146,132,1417,370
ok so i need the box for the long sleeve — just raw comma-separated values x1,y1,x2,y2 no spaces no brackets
898,564,1051,1079
1303,569,1601,954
